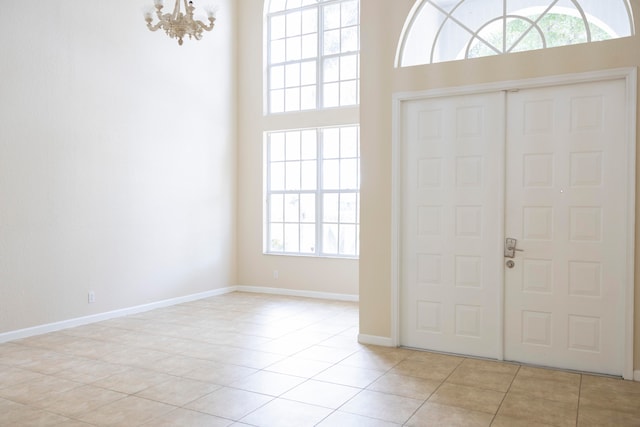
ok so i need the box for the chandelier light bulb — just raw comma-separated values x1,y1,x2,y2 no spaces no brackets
145,0,216,45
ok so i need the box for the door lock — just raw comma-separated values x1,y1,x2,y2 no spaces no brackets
506,260,515,268
504,238,523,258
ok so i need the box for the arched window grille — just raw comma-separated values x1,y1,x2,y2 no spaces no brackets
396,0,634,67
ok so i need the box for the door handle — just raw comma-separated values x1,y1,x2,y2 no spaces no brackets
504,238,523,258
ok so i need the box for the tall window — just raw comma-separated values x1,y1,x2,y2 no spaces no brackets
266,126,360,257
267,0,360,113
396,0,634,67
264,0,360,259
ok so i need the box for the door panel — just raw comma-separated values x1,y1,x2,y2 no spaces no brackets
400,92,504,358
504,80,628,375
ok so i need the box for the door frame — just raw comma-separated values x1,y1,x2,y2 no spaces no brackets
391,67,637,380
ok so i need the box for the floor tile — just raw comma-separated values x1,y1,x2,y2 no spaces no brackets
32,384,126,417
313,363,384,388
445,358,518,392
388,358,460,382
577,405,640,427
185,386,273,420
281,379,361,409
239,398,333,427
229,370,306,396
367,373,440,400
136,376,221,406
316,410,401,426
428,382,504,414
142,407,233,426
75,395,176,426
497,391,577,427
339,389,424,424
90,367,174,394
264,356,333,378
405,402,493,427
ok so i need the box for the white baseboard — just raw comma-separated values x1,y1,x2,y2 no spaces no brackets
0,287,236,344
0,285,359,344
358,334,394,347
235,285,359,302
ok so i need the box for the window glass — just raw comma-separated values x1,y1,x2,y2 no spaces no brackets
398,0,634,66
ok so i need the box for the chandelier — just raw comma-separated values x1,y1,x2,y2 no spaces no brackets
145,0,216,45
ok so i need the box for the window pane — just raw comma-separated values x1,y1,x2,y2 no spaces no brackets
270,223,284,251
301,34,318,59
341,26,358,53
301,130,317,159
285,87,300,112
340,158,358,189
300,86,316,110
286,37,302,61
271,39,286,63
286,132,301,160
340,80,357,106
323,223,338,254
323,57,339,83
270,133,285,161
270,162,285,191
324,4,341,30
271,15,286,39
340,54,357,81
300,60,317,85
270,90,285,113
340,193,357,223
323,159,340,189
270,0,286,13
285,161,301,190
284,194,299,222
339,224,357,255
271,65,285,89
300,224,316,253
270,194,284,222
341,1,358,26
286,11,302,37
340,128,358,156
323,193,339,222
323,129,340,158
323,29,341,55
302,9,318,34
300,193,316,223
284,224,300,252
301,160,317,190
285,63,301,88
323,82,339,108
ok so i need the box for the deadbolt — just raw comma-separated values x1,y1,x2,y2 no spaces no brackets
506,260,515,268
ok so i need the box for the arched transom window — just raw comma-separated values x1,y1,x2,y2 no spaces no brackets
397,0,634,67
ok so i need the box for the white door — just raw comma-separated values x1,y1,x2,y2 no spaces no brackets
399,77,632,376
504,79,629,375
399,92,505,359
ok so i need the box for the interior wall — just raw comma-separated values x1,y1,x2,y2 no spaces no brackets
0,0,237,334
359,0,640,371
236,0,359,297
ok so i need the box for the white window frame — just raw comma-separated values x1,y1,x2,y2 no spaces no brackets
266,0,360,114
264,125,360,258
396,0,634,67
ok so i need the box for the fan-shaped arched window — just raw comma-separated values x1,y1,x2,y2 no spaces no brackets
396,0,634,67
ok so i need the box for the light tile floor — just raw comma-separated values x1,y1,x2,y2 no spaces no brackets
0,292,639,426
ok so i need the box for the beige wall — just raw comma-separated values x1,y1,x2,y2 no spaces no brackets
236,0,359,297
359,0,640,371
0,0,237,334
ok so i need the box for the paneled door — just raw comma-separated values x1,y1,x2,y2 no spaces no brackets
399,76,632,376
504,79,629,375
399,92,505,359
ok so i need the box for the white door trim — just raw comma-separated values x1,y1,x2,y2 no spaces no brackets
391,67,637,380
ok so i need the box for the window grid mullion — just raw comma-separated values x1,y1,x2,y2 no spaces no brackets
316,128,324,256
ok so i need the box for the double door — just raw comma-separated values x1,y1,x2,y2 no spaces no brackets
399,78,631,376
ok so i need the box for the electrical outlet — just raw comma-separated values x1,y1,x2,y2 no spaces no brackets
88,291,96,304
